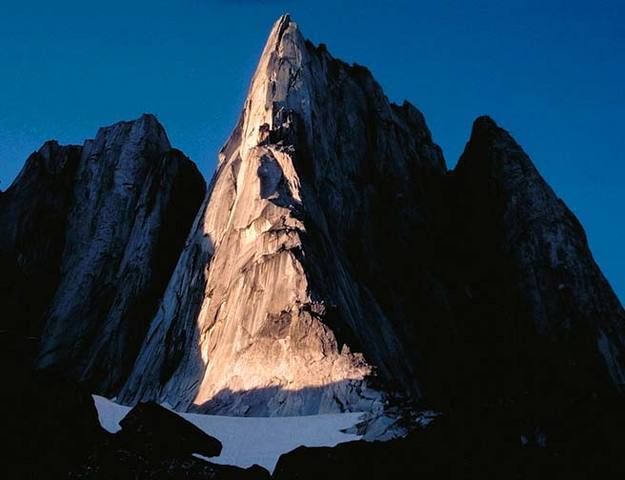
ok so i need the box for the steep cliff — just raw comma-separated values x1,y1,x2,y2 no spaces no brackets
0,142,81,340
0,114,206,394
119,15,448,415
439,116,625,406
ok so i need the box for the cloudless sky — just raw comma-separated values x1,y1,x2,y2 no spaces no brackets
1,0,623,301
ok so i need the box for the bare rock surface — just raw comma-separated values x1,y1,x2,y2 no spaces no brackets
0,114,206,395
120,15,447,415
437,116,625,405
0,142,81,338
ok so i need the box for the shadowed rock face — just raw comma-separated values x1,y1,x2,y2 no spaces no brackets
119,14,448,414
0,114,206,395
0,142,81,338
436,116,625,406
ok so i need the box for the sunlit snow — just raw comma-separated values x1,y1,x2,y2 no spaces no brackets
93,395,363,472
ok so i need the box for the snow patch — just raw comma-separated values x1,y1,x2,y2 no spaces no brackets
93,395,131,433
93,395,363,472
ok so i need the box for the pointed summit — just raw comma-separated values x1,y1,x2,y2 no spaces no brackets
264,14,297,50
257,14,306,67
467,115,516,149
120,15,445,416
447,116,625,404
231,14,311,157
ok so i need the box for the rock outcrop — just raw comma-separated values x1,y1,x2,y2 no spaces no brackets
116,401,222,460
0,142,81,339
0,114,206,395
119,14,448,415
439,116,625,406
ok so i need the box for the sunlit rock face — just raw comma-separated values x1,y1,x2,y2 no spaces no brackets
19,115,206,394
119,15,448,415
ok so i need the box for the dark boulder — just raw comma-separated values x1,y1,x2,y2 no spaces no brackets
116,401,222,460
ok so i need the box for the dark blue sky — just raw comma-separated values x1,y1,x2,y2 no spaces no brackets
1,0,623,301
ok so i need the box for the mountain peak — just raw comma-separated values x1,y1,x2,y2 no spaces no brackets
454,115,524,177
266,14,300,53
470,115,507,139
37,140,62,159
226,14,310,157
473,114,498,127
120,15,448,416
92,113,171,152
